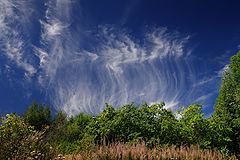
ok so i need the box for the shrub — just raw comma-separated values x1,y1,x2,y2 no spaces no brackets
0,114,55,159
24,102,51,131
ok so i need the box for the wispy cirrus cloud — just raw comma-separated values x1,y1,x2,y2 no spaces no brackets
217,64,229,77
195,92,214,103
41,20,66,40
0,0,37,77
0,0,226,116
193,77,215,87
38,19,198,115
36,0,74,84
33,0,219,116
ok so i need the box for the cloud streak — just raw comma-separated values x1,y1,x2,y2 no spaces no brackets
0,0,37,77
0,0,223,116
38,18,197,115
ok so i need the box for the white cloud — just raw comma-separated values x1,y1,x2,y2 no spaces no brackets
147,28,190,58
41,20,67,40
0,0,37,76
164,101,179,109
91,26,190,74
0,0,217,116
37,20,197,115
193,77,215,87
34,47,49,67
217,64,229,77
195,93,213,103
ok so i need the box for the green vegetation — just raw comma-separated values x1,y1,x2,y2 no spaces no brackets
0,114,54,159
0,51,239,159
23,102,51,131
212,50,240,156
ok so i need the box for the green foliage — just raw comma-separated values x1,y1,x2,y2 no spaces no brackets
86,103,117,145
178,104,211,149
24,102,52,131
47,111,94,154
49,111,68,141
213,51,240,157
68,112,93,141
86,102,180,147
0,114,55,159
147,103,180,145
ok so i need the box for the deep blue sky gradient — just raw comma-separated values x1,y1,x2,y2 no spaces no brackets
0,0,239,116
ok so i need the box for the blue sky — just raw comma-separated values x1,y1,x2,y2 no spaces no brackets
0,0,239,116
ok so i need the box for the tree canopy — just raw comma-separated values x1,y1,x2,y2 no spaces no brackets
213,51,240,156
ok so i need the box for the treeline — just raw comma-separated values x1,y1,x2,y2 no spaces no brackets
0,51,239,159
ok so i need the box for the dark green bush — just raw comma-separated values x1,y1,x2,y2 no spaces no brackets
24,102,51,131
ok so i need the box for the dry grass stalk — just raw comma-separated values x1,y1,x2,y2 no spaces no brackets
64,143,237,160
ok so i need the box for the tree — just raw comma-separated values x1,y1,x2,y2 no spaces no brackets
113,103,140,143
213,51,240,156
138,102,179,146
48,111,68,143
178,104,208,147
23,102,52,131
87,103,117,145
67,112,93,142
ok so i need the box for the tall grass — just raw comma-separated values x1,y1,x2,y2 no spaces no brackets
64,143,237,160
